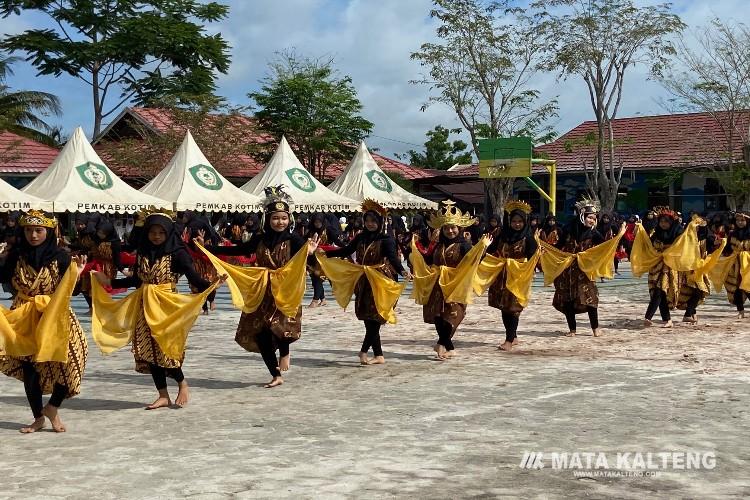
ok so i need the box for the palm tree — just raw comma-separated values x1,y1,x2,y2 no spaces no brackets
0,55,61,146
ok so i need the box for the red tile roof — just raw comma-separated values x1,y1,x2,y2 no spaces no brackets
415,111,750,180
0,131,60,175
96,107,433,182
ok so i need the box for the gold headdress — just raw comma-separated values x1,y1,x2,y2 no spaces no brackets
428,200,477,229
361,198,389,218
264,185,294,214
18,210,57,228
574,197,601,215
652,206,678,220
137,206,177,222
503,199,532,215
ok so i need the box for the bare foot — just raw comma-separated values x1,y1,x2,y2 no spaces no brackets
319,299,327,306
444,349,455,358
564,331,576,337
175,381,190,408
368,356,385,365
202,308,209,315
738,311,745,319
498,341,513,351
279,354,291,372
358,352,370,365
592,328,603,337
644,318,653,327
146,396,172,410
19,416,46,434
512,338,519,346
264,376,284,388
307,299,320,309
42,405,66,433
434,344,447,360
664,320,673,328
210,301,216,311
683,315,697,324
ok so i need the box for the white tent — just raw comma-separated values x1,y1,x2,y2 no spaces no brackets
329,141,438,210
0,178,53,212
241,136,360,212
23,127,170,213
141,131,261,212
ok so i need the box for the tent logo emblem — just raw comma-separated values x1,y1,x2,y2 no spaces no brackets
286,168,316,193
76,162,113,190
366,170,392,193
189,164,223,191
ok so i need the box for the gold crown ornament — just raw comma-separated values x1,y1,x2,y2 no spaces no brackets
574,197,601,214
652,206,678,220
503,199,533,215
735,211,750,220
263,185,294,213
428,200,477,229
137,206,177,223
18,210,57,228
361,198,389,218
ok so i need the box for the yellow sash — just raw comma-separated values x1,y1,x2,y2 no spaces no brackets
0,263,79,362
475,252,540,308
316,253,404,324
630,219,702,278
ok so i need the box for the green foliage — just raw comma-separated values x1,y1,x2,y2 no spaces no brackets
399,125,472,170
0,0,231,136
248,51,373,179
0,54,60,145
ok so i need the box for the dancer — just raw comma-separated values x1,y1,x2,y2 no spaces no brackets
320,200,411,365
79,216,123,309
676,220,725,324
197,187,318,388
0,210,87,433
485,200,539,351
718,211,750,317
539,199,623,337
184,212,221,314
414,201,485,359
92,209,222,408
306,213,340,308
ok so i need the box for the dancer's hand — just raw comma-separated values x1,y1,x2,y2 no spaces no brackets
307,233,320,255
92,270,111,287
72,255,87,275
402,269,413,281
481,234,493,246
216,274,228,285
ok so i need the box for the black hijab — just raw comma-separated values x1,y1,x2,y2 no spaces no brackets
262,210,294,249
597,213,613,237
245,214,261,234
187,213,220,245
732,213,750,241
500,209,531,243
138,214,184,261
307,212,341,242
92,217,119,244
651,215,683,245
360,210,388,245
409,214,431,247
18,216,62,271
542,213,557,233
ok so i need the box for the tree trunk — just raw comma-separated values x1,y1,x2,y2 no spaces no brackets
92,67,102,139
484,178,513,217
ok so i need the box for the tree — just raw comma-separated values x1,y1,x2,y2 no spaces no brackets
536,0,685,212
96,98,266,185
657,19,750,209
248,51,373,180
0,0,231,137
398,125,473,170
0,55,60,145
411,0,558,215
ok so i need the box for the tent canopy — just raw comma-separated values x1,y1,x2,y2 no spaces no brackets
141,131,261,212
0,178,53,212
23,127,169,213
328,141,438,210
241,136,359,213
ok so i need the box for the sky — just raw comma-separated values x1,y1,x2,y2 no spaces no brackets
0,0,748,161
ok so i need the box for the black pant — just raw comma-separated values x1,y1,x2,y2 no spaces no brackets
734,288,746,312
435,317,455,351
684,292,701,317
563,303,599,331
256,329,290,378
149,363,185,390
311,274,325,301
202,290,217,311
361,320,383,357
22,362,67,418
501,311,520,342
645,289,671,321
614,258,620,273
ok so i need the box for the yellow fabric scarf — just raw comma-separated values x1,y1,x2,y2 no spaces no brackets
316,252,405,324
195,241,307,317
474,251,540,308
538,224,626,286
409,237,492,306
91,274,219,359
630,219,702,278
0,262,79,363
709,250,750,293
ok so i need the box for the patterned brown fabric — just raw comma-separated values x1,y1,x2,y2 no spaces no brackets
423,242,466,332
488,238,528,314
647,241,679,309
80,241,117,293
190,257,218,294
724,236,750,303
0,259,87,398
553,237,599,313
235,240,302,353
354,239,397,324
677,240,710,310
132,255,183,375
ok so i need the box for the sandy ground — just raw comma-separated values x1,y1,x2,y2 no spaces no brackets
0,262,748,499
